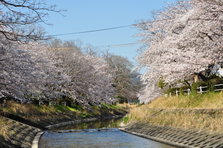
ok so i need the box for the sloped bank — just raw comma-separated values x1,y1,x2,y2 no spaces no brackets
121,123,223,148
0,115,125,148
0,116,41,148
0,105,126,148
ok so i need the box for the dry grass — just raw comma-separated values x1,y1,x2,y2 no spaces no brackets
0,102,81,123
117,103,138,111
0,102,126,123
147,91,223,109
126,92,223,134
2,102,60,115
0,117,9,139
128,107,223,133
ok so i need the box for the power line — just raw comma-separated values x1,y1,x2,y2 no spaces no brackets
48,24,137,37
96,42,140,48
49,42,141,50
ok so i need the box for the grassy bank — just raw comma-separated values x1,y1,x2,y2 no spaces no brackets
0,102,125,122
0,101,126,142
125,92,223,134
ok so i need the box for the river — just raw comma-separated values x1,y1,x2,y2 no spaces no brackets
39,119,175,148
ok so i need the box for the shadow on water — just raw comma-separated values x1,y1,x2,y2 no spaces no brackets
39,118,176,148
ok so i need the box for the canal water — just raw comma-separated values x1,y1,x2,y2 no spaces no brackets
39,119,175,148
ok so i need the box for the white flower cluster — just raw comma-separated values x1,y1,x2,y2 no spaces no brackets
137,0,223,103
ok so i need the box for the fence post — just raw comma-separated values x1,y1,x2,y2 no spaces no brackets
199,86,203,94
187,88,190,96
39,101,44,106
176,90,179,96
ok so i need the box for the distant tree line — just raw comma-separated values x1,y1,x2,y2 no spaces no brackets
0,38,142,106
0,0,142,106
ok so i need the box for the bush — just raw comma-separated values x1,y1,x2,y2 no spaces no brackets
116,96,128,104
180,86,191,95
157,78,166,89
207,77,223,91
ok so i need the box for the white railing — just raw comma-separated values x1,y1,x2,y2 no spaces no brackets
214,84,223,92
197,86,208,94
167,83,223,96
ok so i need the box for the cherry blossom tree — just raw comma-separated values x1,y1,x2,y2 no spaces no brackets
0,40,66,103
0,0,118,106
0,39,117,105
48,40,116,105
137,0,223,103
0,0,58,42
104,53,142,101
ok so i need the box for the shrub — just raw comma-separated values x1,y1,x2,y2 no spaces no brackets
116,96,128,104
207,78,223,91
180,86,191,95
157,78,166,89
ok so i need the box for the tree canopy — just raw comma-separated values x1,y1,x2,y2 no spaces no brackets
137,0,223,103
0,0,57,42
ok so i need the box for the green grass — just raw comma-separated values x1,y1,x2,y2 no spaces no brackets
122,116,130,124
0,101,125,124
101,103,121,110
79,113,91,118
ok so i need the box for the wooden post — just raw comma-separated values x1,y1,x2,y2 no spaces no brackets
187,88,190,96
199,86,203,94
169,92,172,97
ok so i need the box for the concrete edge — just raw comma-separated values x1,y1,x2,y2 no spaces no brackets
119,128,195,148
32,131,44,148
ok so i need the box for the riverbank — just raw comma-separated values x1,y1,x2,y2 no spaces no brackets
0,102,127,148
121,123,223,148
121,92,223,147
125,92,223,134
0,116,41,148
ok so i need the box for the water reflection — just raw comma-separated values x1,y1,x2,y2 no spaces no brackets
53,118,123,131
39,128,175,148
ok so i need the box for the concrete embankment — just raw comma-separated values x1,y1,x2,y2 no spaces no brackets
0,116,41,148
121,123,223,148
0,114,124,148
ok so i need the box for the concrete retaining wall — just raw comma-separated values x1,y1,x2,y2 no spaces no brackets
0,117,41,148
0,115,123,148
121,123,223,148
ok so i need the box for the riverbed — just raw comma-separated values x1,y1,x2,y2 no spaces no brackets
39,119,175,148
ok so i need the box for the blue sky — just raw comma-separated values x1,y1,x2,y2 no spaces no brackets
43,0,177,65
